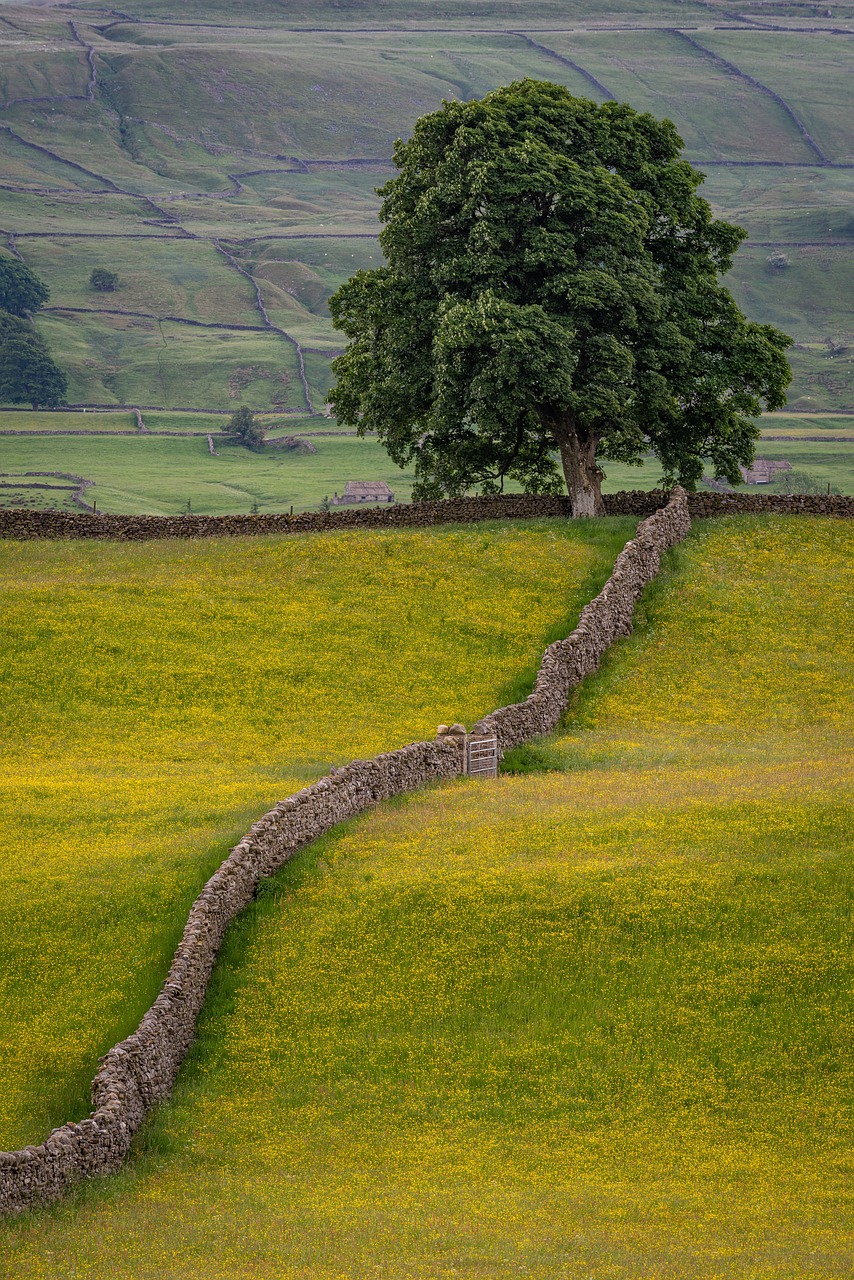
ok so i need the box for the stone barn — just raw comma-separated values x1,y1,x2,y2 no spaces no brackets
739,458,792,485
330,481,395,505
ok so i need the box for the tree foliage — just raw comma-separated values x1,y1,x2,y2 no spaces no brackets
0,310,67,409
224,405,265,447
329,80,792,514
0,257,49,317
90,268,119,293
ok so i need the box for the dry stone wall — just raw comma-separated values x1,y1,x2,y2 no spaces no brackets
0,739,467,1216
0,488,716,1216
473,490,691,750
0,489,852,542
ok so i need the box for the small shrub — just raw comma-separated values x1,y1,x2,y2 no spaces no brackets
90,268,119,292
223,406,265,448
766,251,790,271
768,468,840,495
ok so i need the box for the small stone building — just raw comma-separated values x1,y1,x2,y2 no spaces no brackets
739,458,792,485
330,481,395,505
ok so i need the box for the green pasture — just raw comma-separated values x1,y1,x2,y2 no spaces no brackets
3,516,851,1276
700,166,854,245
85,33,597,162
0,517,630,1152
51,0,719,28
0,409,137,432
703,30,854,165
725,244,854,341
31,312,306,411
1,427,852,514
0,46,89,104
546,28,817,163
0,431,414,513
21,236,260,326
760,413,854,439
0,189,163,237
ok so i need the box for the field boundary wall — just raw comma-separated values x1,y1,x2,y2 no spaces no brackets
0,488,727,1214
0,489,852,542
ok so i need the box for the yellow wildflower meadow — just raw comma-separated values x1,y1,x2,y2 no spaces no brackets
3,516,852,1278
0,521,629,1152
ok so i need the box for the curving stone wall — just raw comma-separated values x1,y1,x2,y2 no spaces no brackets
0,488,852,542
474,489,692,749
1,488,687,1215
0,740,467,1215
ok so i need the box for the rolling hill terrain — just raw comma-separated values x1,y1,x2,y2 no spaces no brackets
0,517,630,1152
3,515,851,1276
0,0,853,508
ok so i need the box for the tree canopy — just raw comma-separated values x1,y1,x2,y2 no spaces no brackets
0,311,67,409
0,257,49,317
328,80,792,514
223,405,265,447
90,267,119,293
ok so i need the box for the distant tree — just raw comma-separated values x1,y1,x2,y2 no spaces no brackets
766,251,791,271
329,80,793,515
0,311,67,409
224,405,265,447
90,268,119,293
0,258,49,317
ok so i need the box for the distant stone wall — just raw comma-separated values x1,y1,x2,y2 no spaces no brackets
1,489,851,542
474,489,692,750
683,490,854,519
0,487,750,1216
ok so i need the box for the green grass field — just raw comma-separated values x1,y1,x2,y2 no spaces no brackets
3,413,853,515
0,517,630,1154
2,515,851,1276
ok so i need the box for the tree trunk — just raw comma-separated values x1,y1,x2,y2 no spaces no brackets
550,413,604,517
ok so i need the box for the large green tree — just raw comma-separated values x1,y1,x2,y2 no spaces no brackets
329,80,792,515
0,311,67,409
0,257,49,317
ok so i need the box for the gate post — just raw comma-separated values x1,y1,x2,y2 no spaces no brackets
436,723,468,774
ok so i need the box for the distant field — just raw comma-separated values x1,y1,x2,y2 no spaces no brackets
0,518,630,1151
4,516,851,1276
0,431,416,513
0,0,852,443
2,423,852,514
760,413,854,440
32,312,307,411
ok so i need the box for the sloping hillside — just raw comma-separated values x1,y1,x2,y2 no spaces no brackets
0,518,629,1151
0,0,852,416
3,516,850,1276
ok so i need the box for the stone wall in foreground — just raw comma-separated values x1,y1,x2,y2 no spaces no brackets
0,488,851,541
0,489,699,1215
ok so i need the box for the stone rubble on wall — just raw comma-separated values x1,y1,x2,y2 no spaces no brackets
0,488,852,542
0,487,733,1216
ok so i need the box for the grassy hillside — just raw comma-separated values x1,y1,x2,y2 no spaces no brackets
3,516,851,1276
0,0,853,490
0,518,630,1151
